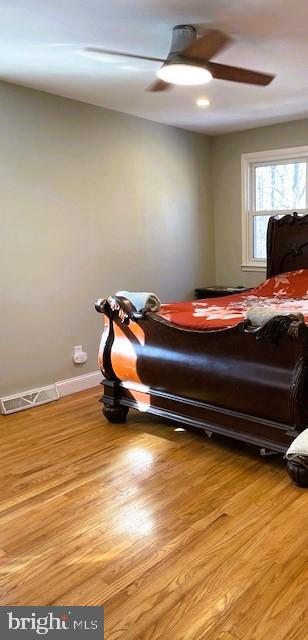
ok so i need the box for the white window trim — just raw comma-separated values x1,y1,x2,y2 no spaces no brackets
241,145,308,272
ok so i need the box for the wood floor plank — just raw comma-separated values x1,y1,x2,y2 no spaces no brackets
0,387,307,640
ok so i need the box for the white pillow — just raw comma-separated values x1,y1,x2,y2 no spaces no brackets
246,306,304,328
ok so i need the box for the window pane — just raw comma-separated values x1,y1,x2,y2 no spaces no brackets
255,162,306,211
253,215,271,259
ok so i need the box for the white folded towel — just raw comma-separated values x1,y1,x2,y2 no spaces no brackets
246,306,304,328
286,428,308,469
116,291,161,312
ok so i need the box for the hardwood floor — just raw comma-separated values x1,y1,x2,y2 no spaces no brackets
0,388,307,639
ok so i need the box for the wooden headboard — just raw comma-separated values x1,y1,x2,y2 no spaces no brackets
267,212,308,278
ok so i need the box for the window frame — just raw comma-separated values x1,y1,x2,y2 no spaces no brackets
241,146,308,272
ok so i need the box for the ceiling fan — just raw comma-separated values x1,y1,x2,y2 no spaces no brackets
83,25,275,91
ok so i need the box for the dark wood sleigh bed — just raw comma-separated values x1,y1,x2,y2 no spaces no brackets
96,213,308,485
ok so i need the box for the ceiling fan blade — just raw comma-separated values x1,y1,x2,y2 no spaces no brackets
206,61,274,85
147,79,171,92
84,47,165,64
183,29,232,62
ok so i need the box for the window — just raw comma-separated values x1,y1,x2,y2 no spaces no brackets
241,146,308,271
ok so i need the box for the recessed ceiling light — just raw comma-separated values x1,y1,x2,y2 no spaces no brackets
157,64,212,86
196,97,210,107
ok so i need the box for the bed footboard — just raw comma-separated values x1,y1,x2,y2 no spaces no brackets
96,295,308,456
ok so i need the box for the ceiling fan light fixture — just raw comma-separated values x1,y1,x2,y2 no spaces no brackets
157,63,212,86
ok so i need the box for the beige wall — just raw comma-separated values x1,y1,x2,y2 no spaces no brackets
211,119,308,288
0,81,213,396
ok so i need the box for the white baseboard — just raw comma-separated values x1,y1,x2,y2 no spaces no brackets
56,371,102,397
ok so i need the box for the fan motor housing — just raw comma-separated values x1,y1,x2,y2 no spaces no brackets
166,25,197,64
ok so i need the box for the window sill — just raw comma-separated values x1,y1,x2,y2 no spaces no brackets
241,263,266,272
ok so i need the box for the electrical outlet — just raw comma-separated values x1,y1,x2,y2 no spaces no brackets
73,345,87,364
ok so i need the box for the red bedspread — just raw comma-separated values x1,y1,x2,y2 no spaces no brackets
158,269,308,331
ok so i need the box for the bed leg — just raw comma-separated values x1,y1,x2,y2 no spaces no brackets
103,404,129,424
100,379,129,423
286,460,308,488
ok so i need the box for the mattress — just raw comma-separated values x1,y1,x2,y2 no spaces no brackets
158,269,308,331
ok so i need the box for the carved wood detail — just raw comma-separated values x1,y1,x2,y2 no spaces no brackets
267,212,308,278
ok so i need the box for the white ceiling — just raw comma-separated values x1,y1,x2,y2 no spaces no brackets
1,0,308,134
